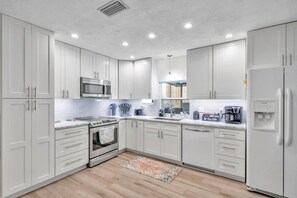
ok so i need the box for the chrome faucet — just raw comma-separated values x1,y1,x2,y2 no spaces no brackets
169,106,175,118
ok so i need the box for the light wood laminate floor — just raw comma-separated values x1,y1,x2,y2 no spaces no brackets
22,152,268,198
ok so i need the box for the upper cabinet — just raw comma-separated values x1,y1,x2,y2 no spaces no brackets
119,60,134,99
55,41,81,99
187,40,246,100
213,40,246,99
109,58,118,99
187,46,213,99
118,58,159,100
157,56,187,82
2,15,54,99
247,25,286,69
248,22,297,69
81,49,110,80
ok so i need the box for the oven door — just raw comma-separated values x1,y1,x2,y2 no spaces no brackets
90,124,118,159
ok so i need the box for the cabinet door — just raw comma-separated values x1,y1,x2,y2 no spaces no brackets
81,49,96,79
2,99,32,197
247,25,286,69
187,46,212,99
134,58,152,99
213,40,246,99
287,22,297,67
136,121,144,152
65,44,81,99
54,41,66,99
110,58,118,99
119,120,126,150
2,15,32,99
126,120,136,150
96,54,109,80
144,128,161,156
31,99,54,185
161,130,181,161
31,26,54,99
119,61,134,99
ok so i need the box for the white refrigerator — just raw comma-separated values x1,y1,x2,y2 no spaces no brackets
247,66,297,198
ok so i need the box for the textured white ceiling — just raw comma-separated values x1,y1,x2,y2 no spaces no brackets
1,0,297,60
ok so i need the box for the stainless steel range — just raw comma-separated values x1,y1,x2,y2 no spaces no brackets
74,116,119,167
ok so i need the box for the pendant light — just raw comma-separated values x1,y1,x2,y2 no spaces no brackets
167,54,173,75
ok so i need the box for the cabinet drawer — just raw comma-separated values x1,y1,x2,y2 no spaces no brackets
162,123,181,132
215,154,245,178
56,126,88,140
214,128,245,141
215,138,245,159
145,121,161,130
56,149,88,176
56,134,88,157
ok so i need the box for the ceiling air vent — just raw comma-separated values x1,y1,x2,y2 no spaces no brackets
98,0,128,17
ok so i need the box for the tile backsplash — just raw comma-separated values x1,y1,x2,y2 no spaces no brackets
55,99,246,122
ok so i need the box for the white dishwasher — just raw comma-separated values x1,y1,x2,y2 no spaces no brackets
182,125,214,171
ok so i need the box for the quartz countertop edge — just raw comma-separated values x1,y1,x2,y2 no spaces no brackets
111,116,246,131
55,120,89,130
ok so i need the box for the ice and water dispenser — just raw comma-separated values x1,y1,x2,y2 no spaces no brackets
253,100,277,131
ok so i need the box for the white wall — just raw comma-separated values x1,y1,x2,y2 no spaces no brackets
156,55,186,82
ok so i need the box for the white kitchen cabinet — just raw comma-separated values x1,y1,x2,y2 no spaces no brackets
126,120,144,151
2,99,32,196
119,58,159,99
187,46,212,99
55,41,80,99
109,58,118,99
134,59,152,99
31,26,54,99
2,15,54,99
119,120,126,150
119,61,134,99
2,15,32,99
96,54,109,80
144,122,181,161
287,22,297,66
213,40,246,99
31,99,54,185
81,49,96,79
187,40,245,99
247,25,286,69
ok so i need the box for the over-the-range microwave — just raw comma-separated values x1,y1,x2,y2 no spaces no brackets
80,77,111,98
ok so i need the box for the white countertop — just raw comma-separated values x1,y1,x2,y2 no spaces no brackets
55,120,89,130
54,116,246,131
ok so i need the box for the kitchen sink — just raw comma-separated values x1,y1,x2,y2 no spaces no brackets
153,117,182,121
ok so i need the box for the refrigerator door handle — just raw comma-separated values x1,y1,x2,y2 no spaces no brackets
285,88,293,146
276,88,283,145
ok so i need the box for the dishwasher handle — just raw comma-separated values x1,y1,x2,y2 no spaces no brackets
184,128,210,133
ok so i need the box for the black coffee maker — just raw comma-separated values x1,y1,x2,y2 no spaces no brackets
224,106,243,124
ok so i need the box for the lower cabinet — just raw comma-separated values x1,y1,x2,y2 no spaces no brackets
55,126,89,176
119,120,126,151
144,122,181,161
126,120,144,152
2,99,54,197
214,128,246,180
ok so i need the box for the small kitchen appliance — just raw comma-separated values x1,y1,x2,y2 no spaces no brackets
134,106,144,116
202,113,221,122
224,106,243,124
193,111,200,120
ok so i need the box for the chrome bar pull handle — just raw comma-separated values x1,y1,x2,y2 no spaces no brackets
27,100,30,111
33,87,37,98
27,87,30,98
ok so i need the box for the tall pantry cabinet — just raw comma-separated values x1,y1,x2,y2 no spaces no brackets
1,15,55,197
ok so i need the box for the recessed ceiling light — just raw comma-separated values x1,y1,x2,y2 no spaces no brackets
130,55,135,59
148,33,156,39
184,23,193,29
225,33,233,38
122,41,129,46
71,33,79,39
